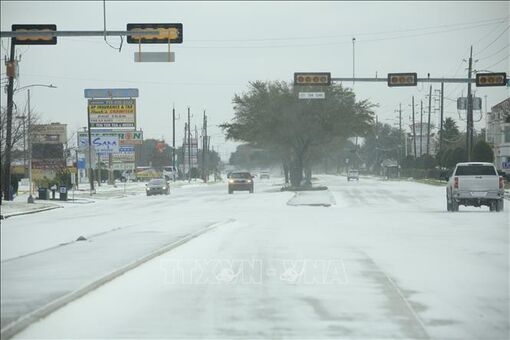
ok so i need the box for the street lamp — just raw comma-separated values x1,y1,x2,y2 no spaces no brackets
9,84,57,203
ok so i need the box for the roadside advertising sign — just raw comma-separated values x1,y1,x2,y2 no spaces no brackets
78,134,120,154
84,88,139,98
32,159,66,170
88,99,136,128
78,130,143,147
183,137,198,172
32,123,67,144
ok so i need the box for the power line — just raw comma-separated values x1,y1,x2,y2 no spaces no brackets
187,16,508,42
181,21,507,49
19,72,246,87
474,25,510,55
472,20,507,47
55,18,507,50
477,42,510,61
480,54,509,70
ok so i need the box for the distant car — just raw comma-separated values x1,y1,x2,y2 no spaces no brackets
446,162,504,212
120,170,136,182
259,171,270,179
347,169,360,181
145,178,170,196
228,172,254,194
162,166,177,180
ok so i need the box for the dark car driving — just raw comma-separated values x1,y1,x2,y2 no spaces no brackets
146,178,170,196
228,172,254,194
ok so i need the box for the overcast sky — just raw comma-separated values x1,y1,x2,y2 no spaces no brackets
1,1,509,161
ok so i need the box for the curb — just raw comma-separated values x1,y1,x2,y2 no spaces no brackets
0,219,234,340
0,206,62,220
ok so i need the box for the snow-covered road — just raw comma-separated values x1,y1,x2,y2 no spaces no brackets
3,176,509,339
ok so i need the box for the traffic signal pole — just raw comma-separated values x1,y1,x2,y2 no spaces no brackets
1,30,161,39
187,107,191,182
466,46,474,161
427,85,432,156
330,77,475,84
420,100,423,157
398,103,402,164
172,104,176,181
412,96,417,160
2,38,16,202
439,82,444,160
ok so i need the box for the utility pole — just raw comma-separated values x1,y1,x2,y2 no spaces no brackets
187,107,191,182
427,85,432,155
15,114,27,177
420,100,423,157
398,103,402,164
87,103,95,194
412,96,417,160
172,104,176,181
466,45,474,161
97,152,102,186
27,90,34,203
439,82,444,161
202,110,208,182
182,122,187,179
352,37,356,86
2,38,16,202
375,115,379,174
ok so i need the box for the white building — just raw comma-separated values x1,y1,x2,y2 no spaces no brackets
486,98,510,174
408,122,437,157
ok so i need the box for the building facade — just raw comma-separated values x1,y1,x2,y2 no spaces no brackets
486,98,510,174
408,122,437,158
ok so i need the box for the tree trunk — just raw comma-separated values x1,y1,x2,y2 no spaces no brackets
290,158,303,187
283,161,289,184
304,167,312,186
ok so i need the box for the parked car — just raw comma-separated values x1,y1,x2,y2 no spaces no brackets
146,178,170,196
162,166,178,180
228,172,254,194
120,170,136,182
347,169,360,181
446,162,504,212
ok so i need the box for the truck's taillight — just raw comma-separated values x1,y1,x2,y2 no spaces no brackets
454,177,459,189
499,176,504,189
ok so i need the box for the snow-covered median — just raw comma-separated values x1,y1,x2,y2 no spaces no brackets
287,190,336,207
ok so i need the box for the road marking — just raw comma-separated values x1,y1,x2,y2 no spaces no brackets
358,250,430,339
0,219,235,340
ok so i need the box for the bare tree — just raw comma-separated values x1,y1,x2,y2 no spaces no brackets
1,104,40,167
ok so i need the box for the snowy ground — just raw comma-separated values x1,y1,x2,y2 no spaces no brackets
2,175,508,339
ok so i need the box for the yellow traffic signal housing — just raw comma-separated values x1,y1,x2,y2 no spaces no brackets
12,24,57,45
475,73,507,87
387,73,417,87
127,23,183,44
294,72,331,86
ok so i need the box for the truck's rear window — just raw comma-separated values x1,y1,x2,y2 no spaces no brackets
455,165,497,176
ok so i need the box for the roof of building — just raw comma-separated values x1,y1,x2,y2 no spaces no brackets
491,97,510,113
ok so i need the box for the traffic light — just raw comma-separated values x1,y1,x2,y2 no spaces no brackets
475,73,507,87
12,24,57,45
294,72,331,86
127,23,183,44
387,73,418,87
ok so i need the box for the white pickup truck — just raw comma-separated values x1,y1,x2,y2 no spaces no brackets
446,162,505,212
